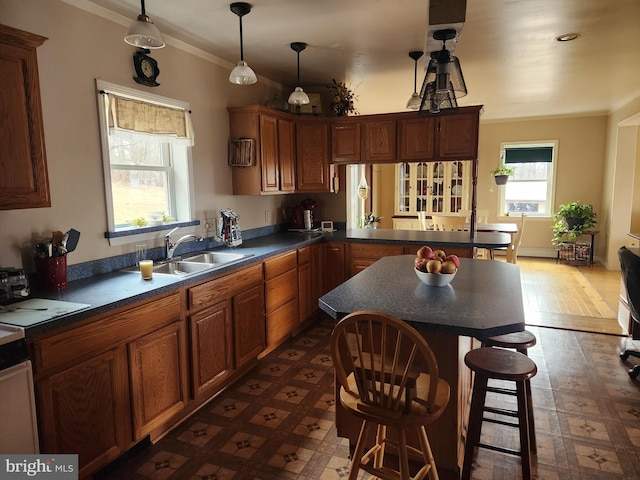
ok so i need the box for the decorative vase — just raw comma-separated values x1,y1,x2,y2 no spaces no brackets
494,174,509,185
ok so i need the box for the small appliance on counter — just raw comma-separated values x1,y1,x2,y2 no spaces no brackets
216,208,243,247
285,198,319,231
0,268,29,304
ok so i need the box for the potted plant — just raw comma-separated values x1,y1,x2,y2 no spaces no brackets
363,212,382,229
491,165,515,185
551,201,597,245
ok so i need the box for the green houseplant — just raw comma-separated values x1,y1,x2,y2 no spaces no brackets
491,165,515,185
552,201,597,244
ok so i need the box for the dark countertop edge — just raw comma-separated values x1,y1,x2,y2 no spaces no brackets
19,228,509,339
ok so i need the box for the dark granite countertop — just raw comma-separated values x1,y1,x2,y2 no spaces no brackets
7,229,512,339
319,254,525,339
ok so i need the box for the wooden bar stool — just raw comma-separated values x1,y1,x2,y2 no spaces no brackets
481,330,537,454
462,347,537,480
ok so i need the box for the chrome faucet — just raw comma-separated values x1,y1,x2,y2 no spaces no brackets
165,227,203,260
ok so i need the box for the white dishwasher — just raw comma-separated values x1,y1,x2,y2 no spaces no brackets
0,324,39,453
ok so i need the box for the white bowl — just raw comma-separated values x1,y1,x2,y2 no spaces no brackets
414,267,457,287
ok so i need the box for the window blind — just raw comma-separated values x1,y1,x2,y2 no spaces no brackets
504,146,553,164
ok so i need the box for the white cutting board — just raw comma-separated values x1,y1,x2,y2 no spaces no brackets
0,298,91,327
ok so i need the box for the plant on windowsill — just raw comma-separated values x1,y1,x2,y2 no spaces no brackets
551,201,597,245
491,165,515,185
363,212,382,229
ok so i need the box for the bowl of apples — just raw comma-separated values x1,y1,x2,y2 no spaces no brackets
414,245,460,287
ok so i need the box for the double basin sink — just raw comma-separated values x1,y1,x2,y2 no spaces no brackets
124,251,254,278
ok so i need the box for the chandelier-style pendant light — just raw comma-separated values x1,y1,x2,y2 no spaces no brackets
124,0,165,49
229,2,257,85
406,51,424,110
288,42,310,105
419,29,467,114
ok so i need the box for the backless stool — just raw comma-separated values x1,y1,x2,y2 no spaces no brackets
481,330,537,454
462,347,537,480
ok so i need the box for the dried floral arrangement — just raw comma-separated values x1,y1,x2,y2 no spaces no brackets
327,79,358,116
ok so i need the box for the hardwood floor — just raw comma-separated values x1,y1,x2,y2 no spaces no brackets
97,257,640,480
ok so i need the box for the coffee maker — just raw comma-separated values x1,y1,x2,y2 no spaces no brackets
216,209,243,247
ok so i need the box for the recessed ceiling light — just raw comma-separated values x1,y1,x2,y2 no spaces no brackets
555,33,580,42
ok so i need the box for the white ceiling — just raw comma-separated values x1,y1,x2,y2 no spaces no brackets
84,0,640,120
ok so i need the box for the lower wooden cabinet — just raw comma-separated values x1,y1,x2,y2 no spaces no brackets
264,251,298,349
325,242,347,293
128,321,189,440
348,243,405,278
36,346,131,479
298,247,313,324
233,284,266,367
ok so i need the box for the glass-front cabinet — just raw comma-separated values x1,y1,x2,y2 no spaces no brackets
394,161,470,229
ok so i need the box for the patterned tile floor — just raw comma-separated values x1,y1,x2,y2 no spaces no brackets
97,317,640,480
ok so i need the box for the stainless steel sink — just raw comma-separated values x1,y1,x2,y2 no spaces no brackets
183,251,253,265
122,251,253,278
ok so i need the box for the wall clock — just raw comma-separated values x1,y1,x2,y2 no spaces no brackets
132,50,160,87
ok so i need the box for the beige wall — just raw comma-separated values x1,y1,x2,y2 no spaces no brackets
0,0,341,269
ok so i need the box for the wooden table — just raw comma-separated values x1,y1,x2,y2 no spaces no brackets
319,255,525,479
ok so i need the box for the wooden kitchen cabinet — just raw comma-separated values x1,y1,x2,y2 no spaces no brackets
0,24,50,210
189,301,233,399
331,119,361,163
363,119,397,163
324,242,347,293
228,105,296,195
296,119,334,192
347,243,405,278
398,117,436,161
264,251,299,349
233,284,265,366
33,292,182,478
435,109,480,160
297,246,314,325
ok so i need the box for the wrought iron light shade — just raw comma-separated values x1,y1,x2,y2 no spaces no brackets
288,42,310,105
406,51,424,110
419,29,467,114
229,2,257,85
124,0,165,49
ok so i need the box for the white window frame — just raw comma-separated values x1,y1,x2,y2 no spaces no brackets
498,141,558,218
96,79,197,246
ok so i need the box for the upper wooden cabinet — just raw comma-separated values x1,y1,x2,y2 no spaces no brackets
435,110,480,159
363,119,396,162
0,24,50,210
228,105,296,195
331,119,361,163
398,117,437,161
296,118,334,192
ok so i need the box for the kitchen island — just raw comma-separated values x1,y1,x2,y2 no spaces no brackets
319,255,525,479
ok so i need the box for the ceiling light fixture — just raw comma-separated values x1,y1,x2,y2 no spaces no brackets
288,42,310,106
229,2,257,85
124,0,165,49
406,51,424,110
555,33,580,42
419,29,467,114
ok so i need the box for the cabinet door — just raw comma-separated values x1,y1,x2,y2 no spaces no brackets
298,260,313,323
363,120,396,163
325,242,346,294
296,121,330,192
436,112,479,159
310,243,325,310
278,118,296,191
0,25,50,210
398,117,436,161
260,115,280,192
190,301,233,399
233,284,266,368
332,121,361,163
128,321,188,440
37,346,131,478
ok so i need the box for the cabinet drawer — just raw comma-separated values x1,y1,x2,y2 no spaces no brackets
265,269,298,314
298,246,311,265
188,263,263,310
266,299,298,347
350,243,404,259
264,251,297,280
34,293,181,373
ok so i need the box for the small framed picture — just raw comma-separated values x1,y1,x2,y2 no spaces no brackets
321,221,334,232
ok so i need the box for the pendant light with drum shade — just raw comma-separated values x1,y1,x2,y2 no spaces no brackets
406,51,424,110
124,0,165,49
288,42,310,106
419,29,467,114
229,2,257,85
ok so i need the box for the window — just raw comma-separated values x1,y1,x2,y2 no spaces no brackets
500,142,557,217
96,80,196,245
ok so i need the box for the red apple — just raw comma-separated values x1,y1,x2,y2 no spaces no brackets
415,256,426,270
426,259,442,274
441,261,457,274
433,249,446,260
444,254,460,268
417,245,433,259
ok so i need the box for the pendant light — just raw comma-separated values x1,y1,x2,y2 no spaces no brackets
229,2,257,85
288,42,310,105
406,51,424,110
419,29,467,114
124,0,165,49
